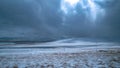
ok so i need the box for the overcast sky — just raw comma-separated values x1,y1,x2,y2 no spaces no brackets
0,0,120,42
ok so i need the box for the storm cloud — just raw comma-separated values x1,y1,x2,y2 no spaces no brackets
0,0,120,42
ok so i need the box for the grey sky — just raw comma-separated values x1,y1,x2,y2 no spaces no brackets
0,0,120,42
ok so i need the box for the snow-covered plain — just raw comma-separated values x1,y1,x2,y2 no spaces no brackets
0,39,120,68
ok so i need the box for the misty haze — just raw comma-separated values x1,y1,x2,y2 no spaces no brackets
0,0,120,68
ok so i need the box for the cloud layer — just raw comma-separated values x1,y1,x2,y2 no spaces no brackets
0,0,120,42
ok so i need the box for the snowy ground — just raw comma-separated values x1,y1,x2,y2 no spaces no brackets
0,39,120,68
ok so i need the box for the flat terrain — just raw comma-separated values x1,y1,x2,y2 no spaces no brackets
0,41,120,68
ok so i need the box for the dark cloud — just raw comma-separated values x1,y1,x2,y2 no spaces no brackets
0,0,120,42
